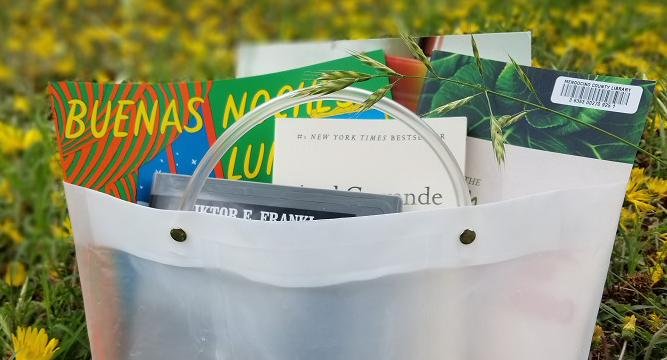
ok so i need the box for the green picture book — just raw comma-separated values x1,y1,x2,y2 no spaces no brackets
49,50,390,204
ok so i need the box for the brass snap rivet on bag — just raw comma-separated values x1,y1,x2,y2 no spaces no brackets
459,229,476,245
170,228,187,242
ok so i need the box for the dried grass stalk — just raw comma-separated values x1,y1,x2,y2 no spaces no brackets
317,70,371,82
398,24,436,76
359,82,395,111
471,34,484,81
294,78,359,97
423,93,480,116
498,111,529,127
347,51,399,77
490,115,506,164
508,54,543,106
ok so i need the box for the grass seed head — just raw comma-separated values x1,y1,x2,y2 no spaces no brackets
398,24,436,76
294,78,358,97
424,93,480,116
348,51,400,77
359,82,394,112
471,34,484,81
316,70,371,82
498,111,529,127
508,54,544,106
490,115,506,164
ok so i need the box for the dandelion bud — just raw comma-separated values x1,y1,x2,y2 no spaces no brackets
591,325,603,347
622,315,636,341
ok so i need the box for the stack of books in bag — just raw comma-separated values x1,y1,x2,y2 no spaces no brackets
50,31,654,217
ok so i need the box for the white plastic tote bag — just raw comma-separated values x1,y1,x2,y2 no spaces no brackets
64,88,625,360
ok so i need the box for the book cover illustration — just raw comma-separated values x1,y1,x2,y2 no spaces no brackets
49,50,391,204
419,51,655,164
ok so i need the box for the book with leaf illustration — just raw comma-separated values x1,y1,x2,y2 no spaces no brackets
418,50,656,204
48,50,391,204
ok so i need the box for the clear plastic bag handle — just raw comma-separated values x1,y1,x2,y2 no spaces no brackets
178,87,471,211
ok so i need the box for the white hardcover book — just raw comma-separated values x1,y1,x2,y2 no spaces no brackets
236,32,531,77
273,117,467,211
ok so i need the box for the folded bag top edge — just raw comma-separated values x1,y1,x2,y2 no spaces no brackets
64,180,625,287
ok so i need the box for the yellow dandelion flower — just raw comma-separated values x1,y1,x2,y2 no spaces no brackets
186,4,203,21
0,179,13,203
53,54,75,76
4,262,27,287
622,315,636,340
453,21,480,35
627,168,646,193
650,263,663,286
23,128,42,149
657,238,666,262
5,36,22,52
391,1,405,13
145,25,171,42
625,168,656,212
619,208,639,231
11,326,59,360
340,0,357,13
553,44,569,57
648,313,662,329
0,122,42,154
594,31,606,44
1,219,23,243
633,32,662,53
626,190,657,212
49,153,62,179
485,13,506,27
652,115,667,132
94,71,110,83
613,53,651,73
50,191,64,207
565,35,599,57
51,217,72,240
13,96,29,113
636,3,663,17
412,18,424,31
316,1,333,13
27,31,57,59
569,12,596,27
0,121,26,154
646,176,667,199
594,62,609,75
64,217,72,234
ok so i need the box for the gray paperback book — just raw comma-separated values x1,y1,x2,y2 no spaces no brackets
149,172,403,221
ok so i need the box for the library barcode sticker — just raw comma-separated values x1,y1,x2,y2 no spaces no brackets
550,76,642,114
